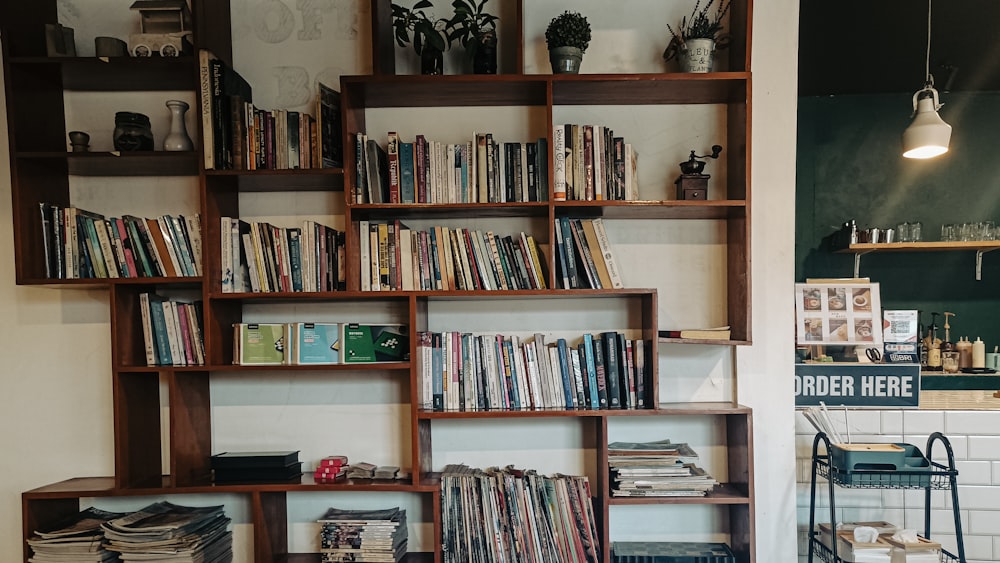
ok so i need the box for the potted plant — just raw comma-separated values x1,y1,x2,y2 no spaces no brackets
662,0,731,73
544,10,591,74
392,1,450,75
447,0,500,74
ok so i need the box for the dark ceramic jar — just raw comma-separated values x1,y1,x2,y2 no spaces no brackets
113,111,154,151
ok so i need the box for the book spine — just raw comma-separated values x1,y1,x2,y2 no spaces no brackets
591,218,624,288
601,332,622,408
387,131,400,203
559,217,579,289
592,336,608,408
400,141,415,203
572,346,588,409
582,334,599,409
635,339,646,408
569,218,599,289
418,332,434,411
199,51,216,169
552,125,566,201
288,228,303,292
148,297,172,366
555,339,575,409
138,293,156,366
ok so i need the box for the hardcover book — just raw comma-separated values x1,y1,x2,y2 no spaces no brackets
210,450,300,469
291,322,340,364
342,324,409,363
234,323,286,365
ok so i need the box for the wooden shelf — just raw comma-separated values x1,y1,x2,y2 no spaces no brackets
836,241,1000,253
350,201,550,219
343,74,549,107
17,276,202,287
419,402,751,418
16,151,199,176
205,167,344,192
282,553,433,563
555,200,747,220
22,475,438,498
659,337,752,346
551,72,750,105
7,56,197,91
207,362,411,372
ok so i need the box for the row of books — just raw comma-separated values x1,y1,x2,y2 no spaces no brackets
417,331,651,412
200,50,342,171
554,217,624,290
221,217,346,294
360,220,547,292
233,322,409,365
318,507,408,563
441,464,600,563
39,203,202,280
553,123,640,202
139,293,205,367
354,132,549,205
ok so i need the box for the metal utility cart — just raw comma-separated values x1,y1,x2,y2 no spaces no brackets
807,431,966,563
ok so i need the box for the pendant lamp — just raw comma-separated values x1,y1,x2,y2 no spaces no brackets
902,0,951,159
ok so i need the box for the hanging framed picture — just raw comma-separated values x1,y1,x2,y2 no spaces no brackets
795,282,883,347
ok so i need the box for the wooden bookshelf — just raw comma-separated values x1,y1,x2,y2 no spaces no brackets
4,0,756,561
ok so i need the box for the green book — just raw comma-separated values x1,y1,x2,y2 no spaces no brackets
235,323,286,365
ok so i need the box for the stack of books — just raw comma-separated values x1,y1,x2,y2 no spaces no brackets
608,439,718,497
210,450,302,484
26,507,124,563
317,507,408,563
314,455,348,483
101,501,232,563
38,204,201,280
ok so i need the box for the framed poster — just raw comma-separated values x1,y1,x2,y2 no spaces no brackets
795,283,883,347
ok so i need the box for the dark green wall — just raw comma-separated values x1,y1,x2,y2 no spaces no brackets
796,92,1000,347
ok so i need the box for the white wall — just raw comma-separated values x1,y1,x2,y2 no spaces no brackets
0,0,800,560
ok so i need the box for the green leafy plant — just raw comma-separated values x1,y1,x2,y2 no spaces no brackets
446,0,499,63
544,10,591,52
663,0,731,61
392,1,449,56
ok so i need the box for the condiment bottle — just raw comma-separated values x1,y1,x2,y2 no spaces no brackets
956,336,973,369
972,337,986,369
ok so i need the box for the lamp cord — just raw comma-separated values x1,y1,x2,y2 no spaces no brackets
924,0,933,88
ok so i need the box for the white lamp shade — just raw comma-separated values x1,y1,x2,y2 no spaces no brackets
902,96,952,159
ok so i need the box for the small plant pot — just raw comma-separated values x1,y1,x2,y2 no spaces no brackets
549,46,583,74
472,31,498,74
421,49,444,75
679,38,716,73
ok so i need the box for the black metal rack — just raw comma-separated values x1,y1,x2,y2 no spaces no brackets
807,431,966,563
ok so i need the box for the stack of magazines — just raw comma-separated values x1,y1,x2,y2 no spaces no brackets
101,501,232,563
609,439,718,497
317,506,408,562
26,507,124,563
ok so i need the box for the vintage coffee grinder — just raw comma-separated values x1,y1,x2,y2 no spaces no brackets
675,144,723,200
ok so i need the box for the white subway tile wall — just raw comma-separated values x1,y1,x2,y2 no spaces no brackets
796,408,1000,563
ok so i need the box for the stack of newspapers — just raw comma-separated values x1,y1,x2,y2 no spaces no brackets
609,439,718,497
26,507,124,563
101,501,232,563
317,507,408,563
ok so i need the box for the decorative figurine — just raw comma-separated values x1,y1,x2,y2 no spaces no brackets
68,131,90,152
128,0,193,57
675,144,723,200
113,112,154,151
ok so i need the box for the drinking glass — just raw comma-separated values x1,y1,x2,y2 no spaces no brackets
941,224,956,242
897,222,911,243
911,221,922,242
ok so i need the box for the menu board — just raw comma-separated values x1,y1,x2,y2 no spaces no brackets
795,282,883,347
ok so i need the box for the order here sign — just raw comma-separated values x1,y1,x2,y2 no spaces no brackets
795,363,920,408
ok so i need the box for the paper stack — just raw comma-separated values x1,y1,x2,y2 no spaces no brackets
26,507,124,563
317,506,408,563
101,501,232,563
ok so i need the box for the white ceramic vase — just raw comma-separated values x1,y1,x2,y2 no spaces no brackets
163,100,194,151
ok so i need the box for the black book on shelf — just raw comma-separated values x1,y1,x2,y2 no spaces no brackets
213,462,303,483
210,450,300,469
